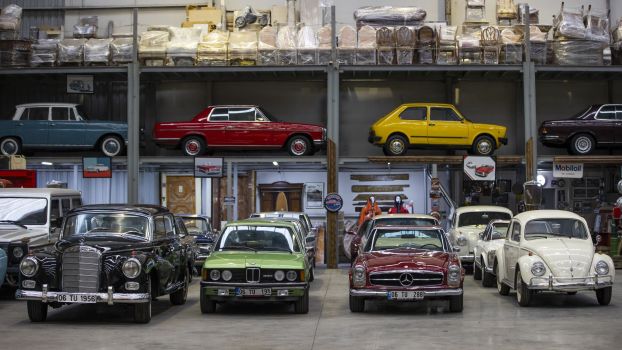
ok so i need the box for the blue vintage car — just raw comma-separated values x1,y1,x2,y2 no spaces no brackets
0,103,128,157
0,248,7,286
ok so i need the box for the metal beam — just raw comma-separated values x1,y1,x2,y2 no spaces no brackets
326,5,339,269
126,8,140,204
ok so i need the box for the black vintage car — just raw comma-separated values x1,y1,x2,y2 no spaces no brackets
15,204,193,323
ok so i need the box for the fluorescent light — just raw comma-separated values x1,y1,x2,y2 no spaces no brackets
41,161,53,166
272,161,279,166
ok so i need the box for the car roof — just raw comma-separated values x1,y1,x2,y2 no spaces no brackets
0,188,81,196
210,105,258,109
455,205,513,215
251,211,306,217
68,204,170,216
372,213,437,220
513,210,585,222
16,103,79,108
229,218,298,229
400,102,456,108
177,214,210,219
372,225,444,231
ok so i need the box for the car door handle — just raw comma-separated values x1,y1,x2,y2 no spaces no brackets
50,123,55,126
429,123,436,126
17,122,23,126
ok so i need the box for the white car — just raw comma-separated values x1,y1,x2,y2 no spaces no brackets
473,219,510,287
448,206,513,267
494,210,615,306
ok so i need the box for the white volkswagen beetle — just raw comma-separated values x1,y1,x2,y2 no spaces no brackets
494,210,614,306
473,219,510,287
448,206,513,268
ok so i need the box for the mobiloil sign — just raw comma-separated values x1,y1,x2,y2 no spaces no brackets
553,163,584,178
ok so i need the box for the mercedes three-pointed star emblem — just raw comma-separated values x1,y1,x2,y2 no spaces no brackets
399,273,414,287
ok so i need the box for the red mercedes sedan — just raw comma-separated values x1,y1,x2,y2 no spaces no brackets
153,105,326,156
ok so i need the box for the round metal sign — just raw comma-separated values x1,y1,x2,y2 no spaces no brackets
323,193,343,213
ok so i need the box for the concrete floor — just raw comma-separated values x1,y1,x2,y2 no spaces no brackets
0,269,620,350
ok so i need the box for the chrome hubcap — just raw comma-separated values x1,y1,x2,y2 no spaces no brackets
185,140,200,155
389,140,405,154
1,140,17,155
104,139,120,155
291,139,307,155
575,137,591,153
478,140,492,154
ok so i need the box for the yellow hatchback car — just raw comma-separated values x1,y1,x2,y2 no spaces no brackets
368,103,508,156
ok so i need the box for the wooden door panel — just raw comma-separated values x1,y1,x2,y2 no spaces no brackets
166,176,195,214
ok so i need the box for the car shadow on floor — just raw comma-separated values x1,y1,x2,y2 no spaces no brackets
359,300,459,316
496,290,612,309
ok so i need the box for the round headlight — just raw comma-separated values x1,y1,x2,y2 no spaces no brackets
210,270,221,281
457,236,468,246
448,264,461,279
222,270,232,281
19,257,39,277
122,258,142,279
274,270,285,281
595,261,609,276
286,270,298,281
531,261,546,277
13,246,24,259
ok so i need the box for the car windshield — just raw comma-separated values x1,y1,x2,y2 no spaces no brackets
573,105,597,120
524,218,589,240
365,217,438,238
0,197,48,225
182,217,209,235
368,228,445,252
458,212,511,227
217,225,299,252
62,213,149,238
258,107,279,122
490,222,510,240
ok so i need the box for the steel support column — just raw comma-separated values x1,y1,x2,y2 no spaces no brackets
326,5,339,269
226,160,233,222
127,8,140,204
522,5,537,182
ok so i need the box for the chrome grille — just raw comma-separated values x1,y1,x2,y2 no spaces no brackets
62,246,101,293
246,268,260,283
370,271,444,287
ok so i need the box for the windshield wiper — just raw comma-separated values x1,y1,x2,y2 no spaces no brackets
262,247,292,253
0,220,27,229
526,234,549,239
221,245,257,252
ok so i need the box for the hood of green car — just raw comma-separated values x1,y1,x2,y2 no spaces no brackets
204,251,306,270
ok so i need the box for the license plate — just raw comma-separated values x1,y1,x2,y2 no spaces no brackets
57,293,97,303
387,291,425,301
235,288,272,297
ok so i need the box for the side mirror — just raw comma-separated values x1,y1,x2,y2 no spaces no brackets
595,234,602,245
453,246,461,252
479,232,485,240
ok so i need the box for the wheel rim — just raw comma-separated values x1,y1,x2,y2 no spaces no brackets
389,139,405,154
575,136,592,153
103,138,120,156
185,140,201,156
1,139,18,155
291,138,307,156
477,139,492,155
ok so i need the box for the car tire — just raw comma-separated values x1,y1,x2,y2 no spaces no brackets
294,288,309,314
100,135,124,157
472,135,495,156
596,287,612,306
516,269,532,307
473,261,482,280
383,134,408,156
448,294,463,313
569,134,595,155
287,135,312,156
182,136,206,156
200,288,216,313
496,263,510,296
349,294,365,313
169,269,189,305
482,266,495,288
27,301,48,322
0,137,22,156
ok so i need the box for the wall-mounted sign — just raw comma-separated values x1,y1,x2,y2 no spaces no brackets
224,196,236,206
305,182,324,209
67,75,94,94
553,162,583,178
463,156,496,181
323,193,343,213
83,157,111,178
194,157,223,178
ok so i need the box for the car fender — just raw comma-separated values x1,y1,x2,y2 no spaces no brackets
516,255,545,284
494,246,506,281
590,253,616,281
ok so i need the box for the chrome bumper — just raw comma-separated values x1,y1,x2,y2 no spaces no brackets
15,284,150,305
350,288,463,298
313,139,326,148
529,274,614,291
460,255,475,263
201,281,307,288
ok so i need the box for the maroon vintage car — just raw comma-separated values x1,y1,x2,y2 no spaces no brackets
539,104,622,155
349,225,464,313
153,105,326,156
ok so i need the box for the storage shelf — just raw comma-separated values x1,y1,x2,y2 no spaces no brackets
0,66,128,76
340,64,523,80
368,155,524,166
140,65,328,81
535,65,622,80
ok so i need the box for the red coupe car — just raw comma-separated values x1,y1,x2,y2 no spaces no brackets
349,225,464,313
153,105,326,156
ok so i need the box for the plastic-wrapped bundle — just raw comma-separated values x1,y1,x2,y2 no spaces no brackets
612,42,622,65
0,39,30,67
466,7,485,22
459,30,482,65
166,27,201,66
229,31,257,66
197,30,229,66
73,16,97,39
417,25,436,64
353,6,426,29
277,26,297,65
395,26,415,65
84,38,112,65
554,7,586,39
111,37,133,64
613,20,622,43
517,4,539,24
356,25,376,65
552,40,606,65
30,39,59,66
376,26,395,65
497,0,517,20
437,25,457,65
297,26,318,65
480,26,500,65
139,30,169,65
467,0,485,7
317,26,332,64
338,25,356,65
0,4,22,31
584,9,610,43
59,39,86,64
256,27,277,65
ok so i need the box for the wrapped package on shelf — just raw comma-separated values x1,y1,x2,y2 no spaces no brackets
437,25,458,65
395,26,415,65
417,25,436,64
528,26,548,64
353,6,426,29
277,26,297,65
0,15,19,31
499,28,522,64
459,30,482,65
466,7,486,23
552,40,606,65
517,4,539,24
613,25,622,44
257,26,277,65
111,37,134,64
0,39,30,67
467,0,485,7
297,26,318,65
139,30,170,66
317,26,332,64
58,38,86,65
376,27,395,65
554,7,586,39
166,27,201,66
229,31,257,66
0,4,22,35
481,26,501,65
30,39,59,66
198,30,229,66
73,16,98,39
337,25,356,65
584,9,610,43
356,25,376,65
497,0,517,20
84,38,113,65
612,41,622,65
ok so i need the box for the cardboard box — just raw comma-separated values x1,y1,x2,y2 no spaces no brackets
187,5,222,25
